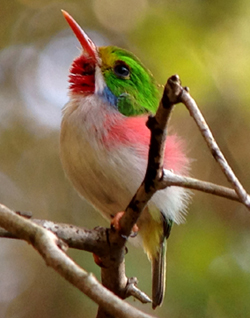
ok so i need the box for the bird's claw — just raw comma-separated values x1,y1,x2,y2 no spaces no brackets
111,211,139,237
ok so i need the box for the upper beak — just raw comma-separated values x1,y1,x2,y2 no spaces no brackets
62,10,98,63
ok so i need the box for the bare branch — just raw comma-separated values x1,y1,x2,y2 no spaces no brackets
0,203,156,318
161,169,241,202
179,85,250,209
125,277,152,304
0,214,152,309
34,221,109,255
0,174,242,246
0,219,108,253
119,75,181,238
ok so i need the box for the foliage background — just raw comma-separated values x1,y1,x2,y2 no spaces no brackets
1,0,250,317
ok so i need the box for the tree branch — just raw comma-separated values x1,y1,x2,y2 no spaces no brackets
179,84,250,209
119,75,181,238
161,170,241,202
0,203,156,318
0,220,109,253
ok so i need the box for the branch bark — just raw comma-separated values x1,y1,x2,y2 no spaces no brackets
118,75,181,237
179,85,250,209
0,203,156,318
161,170,242,202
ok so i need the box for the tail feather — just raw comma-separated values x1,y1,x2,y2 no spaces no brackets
152,238,167,309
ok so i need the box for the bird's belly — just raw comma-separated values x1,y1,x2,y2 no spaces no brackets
60,120,144,220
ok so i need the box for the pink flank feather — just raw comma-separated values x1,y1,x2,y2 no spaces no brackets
102,115,189,175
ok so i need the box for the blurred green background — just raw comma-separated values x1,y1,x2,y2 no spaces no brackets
1,0,250,317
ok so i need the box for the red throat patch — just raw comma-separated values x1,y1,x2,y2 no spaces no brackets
69,55,95,94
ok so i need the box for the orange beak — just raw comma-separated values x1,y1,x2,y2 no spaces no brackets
62,10,98,62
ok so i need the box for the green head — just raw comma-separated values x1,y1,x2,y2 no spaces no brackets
99,46,159,116
63,10,160,116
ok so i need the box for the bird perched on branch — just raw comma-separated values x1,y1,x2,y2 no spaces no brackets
60,10,190,309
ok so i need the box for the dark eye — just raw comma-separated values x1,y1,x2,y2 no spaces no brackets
113,62,130,78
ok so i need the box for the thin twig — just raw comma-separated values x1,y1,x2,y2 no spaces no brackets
125,277,152,304
161,169,241,202
179,86,250,209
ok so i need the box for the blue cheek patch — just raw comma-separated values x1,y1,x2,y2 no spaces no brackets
98,86,118,108
97,85,145,117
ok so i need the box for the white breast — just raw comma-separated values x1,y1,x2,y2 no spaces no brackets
60,95,144,218
60,94,189,224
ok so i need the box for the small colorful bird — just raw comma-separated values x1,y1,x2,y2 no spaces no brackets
60,11,190,309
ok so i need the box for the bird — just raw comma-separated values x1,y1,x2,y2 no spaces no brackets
60,10,190,309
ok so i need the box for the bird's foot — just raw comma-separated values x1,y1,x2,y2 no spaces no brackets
111,211,139,237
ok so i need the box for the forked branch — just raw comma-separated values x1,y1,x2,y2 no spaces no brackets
179,84,250,209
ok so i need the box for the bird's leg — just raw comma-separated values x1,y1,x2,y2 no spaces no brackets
111,211,139,237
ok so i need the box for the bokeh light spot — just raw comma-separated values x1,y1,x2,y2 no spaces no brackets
93,0,148,32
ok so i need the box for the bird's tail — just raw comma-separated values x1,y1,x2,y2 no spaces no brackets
152,238,167,309
139,209,172,309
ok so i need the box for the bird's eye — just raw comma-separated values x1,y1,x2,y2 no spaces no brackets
113,62,130,79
